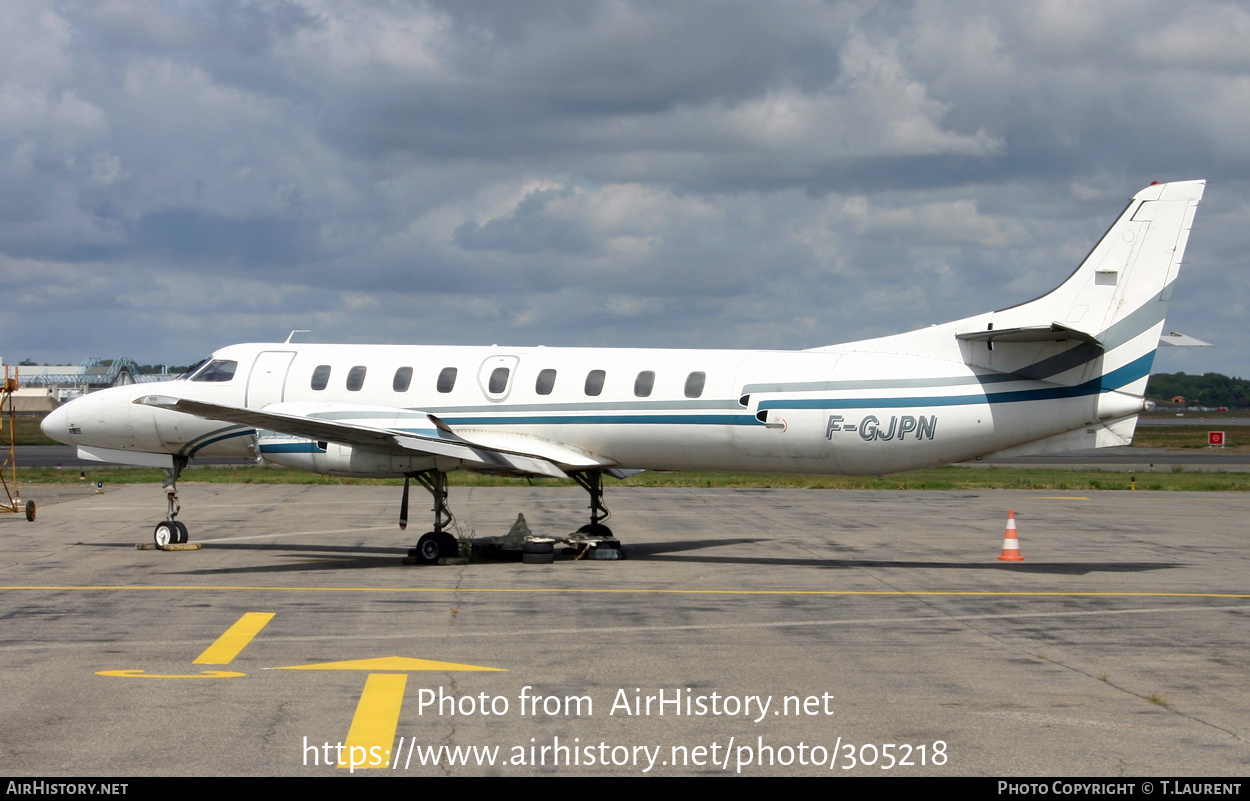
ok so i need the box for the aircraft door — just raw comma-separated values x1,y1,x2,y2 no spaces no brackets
246,351,296,408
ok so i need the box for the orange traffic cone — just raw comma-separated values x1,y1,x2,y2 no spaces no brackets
998,510,1025,562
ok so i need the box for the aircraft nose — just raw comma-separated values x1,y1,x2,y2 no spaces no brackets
41,404,70,444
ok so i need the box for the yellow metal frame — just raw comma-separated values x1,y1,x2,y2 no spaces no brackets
0,367,34,520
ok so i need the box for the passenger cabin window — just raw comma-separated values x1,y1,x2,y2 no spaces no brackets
189,360,238,383
489,367,511,394
310,365,331,391
684,371,706,399
393,366,413,392
536,369,557,395
585,370,606,397
633,371,655,398
346,366,367,391
437,367,457,393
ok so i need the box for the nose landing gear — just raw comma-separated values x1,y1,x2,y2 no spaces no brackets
153,457,190,550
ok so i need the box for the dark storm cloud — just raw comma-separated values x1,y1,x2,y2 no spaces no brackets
0,0,1247,380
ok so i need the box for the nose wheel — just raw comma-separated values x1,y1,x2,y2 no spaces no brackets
153,520,189,549
153,457,191,549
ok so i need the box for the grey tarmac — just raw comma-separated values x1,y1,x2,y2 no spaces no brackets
0,482,1246,776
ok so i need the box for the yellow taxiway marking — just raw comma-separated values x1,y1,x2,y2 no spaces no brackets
95,669,245,679
194,612,275,665
4,585,1250,599
275,656,505,672
340,673,407,770
278,656,505,769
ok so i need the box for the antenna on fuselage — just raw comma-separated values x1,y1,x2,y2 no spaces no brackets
284,330,310,344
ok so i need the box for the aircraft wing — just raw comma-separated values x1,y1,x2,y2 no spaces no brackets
135,395,576,479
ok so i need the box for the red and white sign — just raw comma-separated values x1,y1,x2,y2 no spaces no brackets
1209,431,1226,446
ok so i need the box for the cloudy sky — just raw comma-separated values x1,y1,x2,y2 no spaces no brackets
5,0,1250,377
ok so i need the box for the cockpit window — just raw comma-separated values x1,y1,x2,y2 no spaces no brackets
188,360,238,383
178,358,210,380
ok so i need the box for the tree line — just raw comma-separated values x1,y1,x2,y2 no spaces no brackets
1147,372,1250,408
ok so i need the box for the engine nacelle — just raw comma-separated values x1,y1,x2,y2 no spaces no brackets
258,432,438,477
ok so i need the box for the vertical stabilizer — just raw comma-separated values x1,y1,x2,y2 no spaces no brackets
971,180,1204,392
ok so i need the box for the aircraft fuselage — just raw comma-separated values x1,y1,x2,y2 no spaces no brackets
44,341,1144,478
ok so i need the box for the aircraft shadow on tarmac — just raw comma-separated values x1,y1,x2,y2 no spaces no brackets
627,541,1181,575
85,538,1181,577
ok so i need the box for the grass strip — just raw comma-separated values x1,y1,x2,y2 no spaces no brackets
20,464,1250,491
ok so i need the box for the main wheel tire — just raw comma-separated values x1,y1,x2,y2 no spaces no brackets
436,531,458,558
24,500,35,522
172,521,189,544
415,532,443,565
154,521,177,550
576,523,613,538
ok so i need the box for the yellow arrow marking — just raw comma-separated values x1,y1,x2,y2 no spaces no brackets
340,674,406,770
194,612,275,665
275,656,505,672
276,657,504,770
96,669,245,678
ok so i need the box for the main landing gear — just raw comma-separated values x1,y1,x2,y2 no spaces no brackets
565,470,624,560
401,470,459,564
570,470,613,538
153,457,189,550
398,468,625,565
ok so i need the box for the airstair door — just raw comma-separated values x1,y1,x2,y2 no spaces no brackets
246,351,296,408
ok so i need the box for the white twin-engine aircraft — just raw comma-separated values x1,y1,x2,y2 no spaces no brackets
43,180,1204,561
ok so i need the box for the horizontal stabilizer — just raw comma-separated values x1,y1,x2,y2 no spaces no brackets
955,323,1101,345
1159,331,1213,348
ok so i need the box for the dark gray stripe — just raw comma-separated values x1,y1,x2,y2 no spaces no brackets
1011,341,1103,381
1097,281,1172,351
